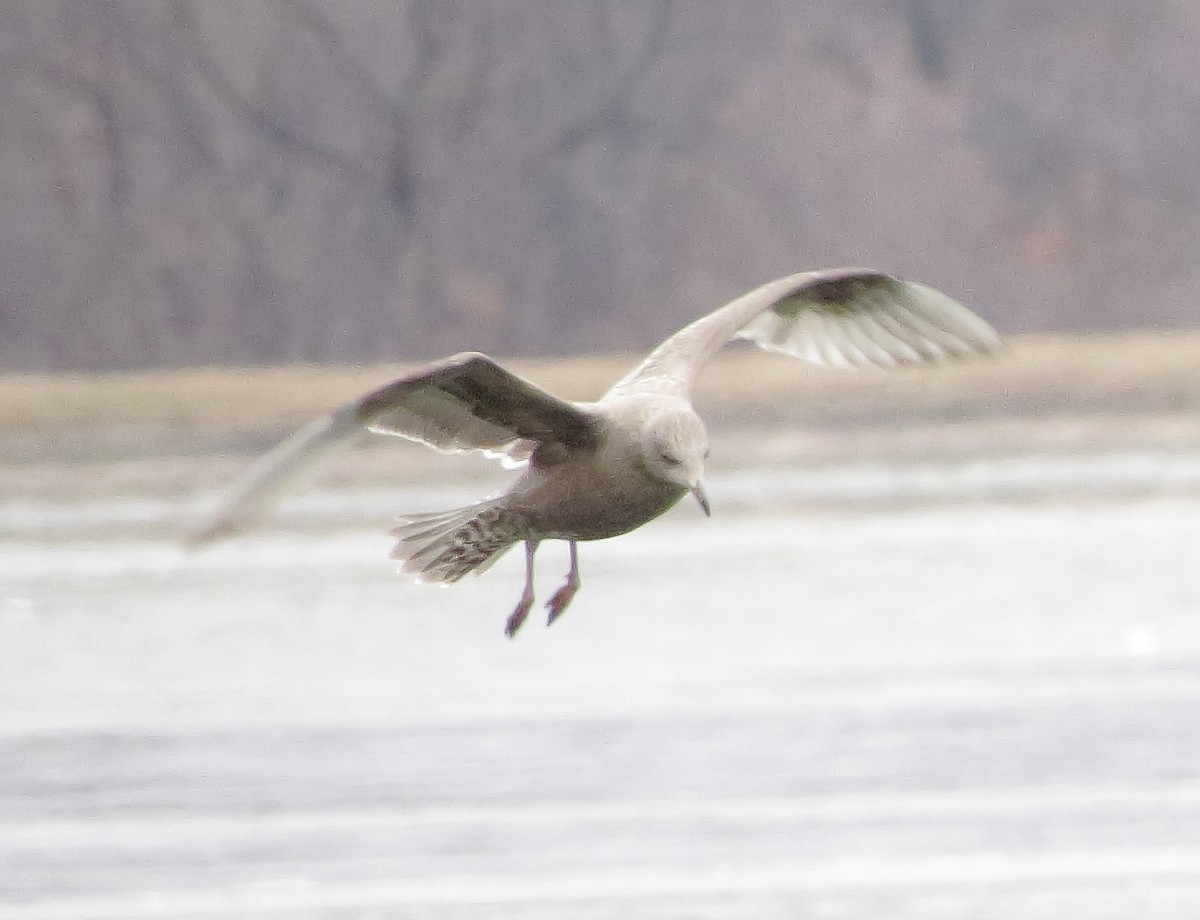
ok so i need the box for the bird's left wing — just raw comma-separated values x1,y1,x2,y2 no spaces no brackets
734,268,1001,367
188,352,599,545
607,268,1001,398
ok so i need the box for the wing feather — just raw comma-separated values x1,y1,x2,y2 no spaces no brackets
856,311,924,364
188,352,598,545
358,352,598,457
608,267,1000,398
736,269,1000,368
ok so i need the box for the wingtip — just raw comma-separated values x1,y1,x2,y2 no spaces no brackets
182,504,259,551
898,279,1005,361
181,519,234,552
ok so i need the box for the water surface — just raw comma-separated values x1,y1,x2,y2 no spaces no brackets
4,452,1200,918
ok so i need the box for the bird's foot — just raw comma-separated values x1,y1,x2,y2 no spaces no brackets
545,581,579,626
505,593,534,639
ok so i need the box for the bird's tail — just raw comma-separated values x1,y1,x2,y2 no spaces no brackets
390,500,520,584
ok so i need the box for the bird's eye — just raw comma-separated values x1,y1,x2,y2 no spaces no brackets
658,450,681,466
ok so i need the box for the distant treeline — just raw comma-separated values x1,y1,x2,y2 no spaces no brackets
3,1,1200,370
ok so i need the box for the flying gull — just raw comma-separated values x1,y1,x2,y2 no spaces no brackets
190,268,1001,636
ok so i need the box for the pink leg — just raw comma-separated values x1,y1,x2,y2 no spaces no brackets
504,541,538,638
545,541,581,626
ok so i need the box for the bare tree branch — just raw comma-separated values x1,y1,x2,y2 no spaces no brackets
552,1,676,155
173,0,380,190
7,53,130,220
106,2,220,170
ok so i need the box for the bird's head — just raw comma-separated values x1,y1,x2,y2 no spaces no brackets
641,411,711,517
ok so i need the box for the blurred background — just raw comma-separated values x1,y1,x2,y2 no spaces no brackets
5,0,1200,371
4,3,1200,919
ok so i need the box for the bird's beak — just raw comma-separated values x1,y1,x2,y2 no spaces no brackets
691,483,711,518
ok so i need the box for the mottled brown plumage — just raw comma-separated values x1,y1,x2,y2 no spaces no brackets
190,268,1001,636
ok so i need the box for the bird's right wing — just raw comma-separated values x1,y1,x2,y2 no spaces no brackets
188,352,600,545
355,352,600,457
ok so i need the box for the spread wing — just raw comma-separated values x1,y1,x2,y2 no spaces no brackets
607,268,1001,398
736,268,1001,367
356,352,599,455
188,352,599,545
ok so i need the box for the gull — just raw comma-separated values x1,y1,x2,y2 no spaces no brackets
190,268,1000,636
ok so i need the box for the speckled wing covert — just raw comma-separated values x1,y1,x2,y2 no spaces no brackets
188,353,599,544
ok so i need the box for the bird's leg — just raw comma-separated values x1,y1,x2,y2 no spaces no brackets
545,541,581,626
504,540,539,638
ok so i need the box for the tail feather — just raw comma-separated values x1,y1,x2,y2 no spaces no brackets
390,501,520,584
392,517,469,547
